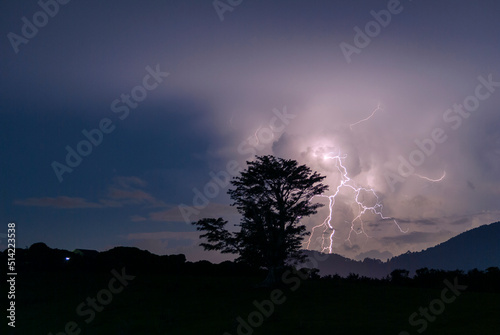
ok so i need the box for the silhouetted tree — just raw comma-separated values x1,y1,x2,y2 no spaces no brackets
347,273,360,282
193,155,328,286
390,269,410,285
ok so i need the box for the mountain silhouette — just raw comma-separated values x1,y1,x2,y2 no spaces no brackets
304,221,500,278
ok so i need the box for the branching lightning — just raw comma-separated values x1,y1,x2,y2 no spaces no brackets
349,104,382,130
305,150,407,254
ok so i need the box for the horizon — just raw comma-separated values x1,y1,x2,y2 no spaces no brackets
4,220,498,265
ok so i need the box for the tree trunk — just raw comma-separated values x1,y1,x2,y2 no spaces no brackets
258,265,284,288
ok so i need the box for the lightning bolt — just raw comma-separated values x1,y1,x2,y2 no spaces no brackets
415,171,446,182
305,150,407,254
349,104,382,130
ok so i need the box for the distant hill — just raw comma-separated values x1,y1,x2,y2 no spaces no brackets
304,221,500,278
301,250,390,278
1,244,258,277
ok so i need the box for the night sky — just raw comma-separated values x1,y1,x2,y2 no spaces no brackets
1,0,499,263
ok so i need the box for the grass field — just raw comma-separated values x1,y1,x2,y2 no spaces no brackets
3,270,499,335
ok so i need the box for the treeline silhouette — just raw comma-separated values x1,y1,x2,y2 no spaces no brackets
2,242,498,292
2,242,260,277
315,267,500,292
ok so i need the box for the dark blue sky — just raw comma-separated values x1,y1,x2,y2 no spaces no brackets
2,0,500,262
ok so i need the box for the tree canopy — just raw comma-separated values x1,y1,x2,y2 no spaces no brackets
193,155,328,285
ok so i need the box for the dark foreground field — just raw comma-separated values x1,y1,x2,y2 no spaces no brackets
3,270,499,335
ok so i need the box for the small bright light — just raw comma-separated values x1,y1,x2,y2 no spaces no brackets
65,257,70,261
